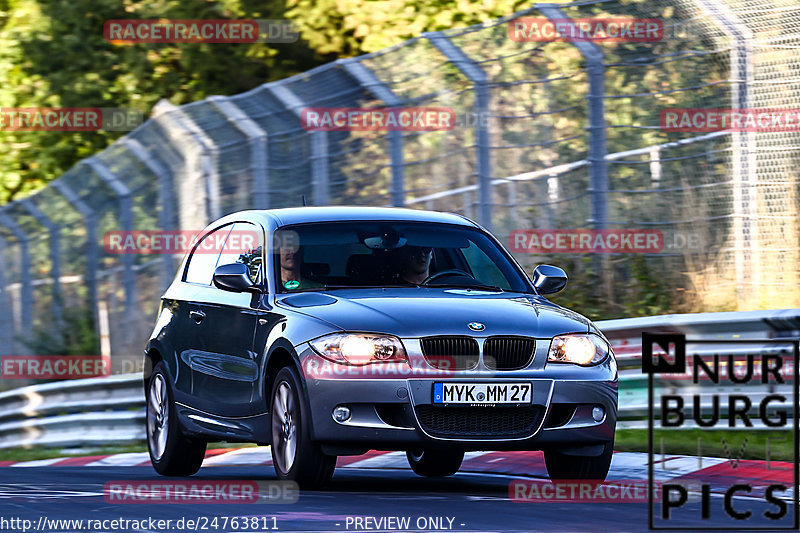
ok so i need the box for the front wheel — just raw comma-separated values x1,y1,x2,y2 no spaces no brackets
406,449,464,477
147,362,207,476
544,442,613,481
270,366,336,489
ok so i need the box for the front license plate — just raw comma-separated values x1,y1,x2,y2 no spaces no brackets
432,382,532,405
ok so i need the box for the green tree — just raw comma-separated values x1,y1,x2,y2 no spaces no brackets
285,0,531,56
0,0,324,203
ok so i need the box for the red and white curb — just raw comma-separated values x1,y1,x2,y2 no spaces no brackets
1,449,794,501
1,449,793,492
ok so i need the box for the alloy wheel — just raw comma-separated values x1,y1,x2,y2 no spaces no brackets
271,381,297,474
147,374,169,461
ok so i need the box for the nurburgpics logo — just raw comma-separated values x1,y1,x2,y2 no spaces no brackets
643,333,799,530
642,332,686,374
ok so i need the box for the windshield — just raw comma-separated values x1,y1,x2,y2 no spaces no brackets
274,221,531,293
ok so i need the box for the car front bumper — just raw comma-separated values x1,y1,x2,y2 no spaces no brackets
298,342,618,453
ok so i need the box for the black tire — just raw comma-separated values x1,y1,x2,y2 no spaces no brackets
544,442,613,481
270,366,336,489
406,449,464,477
146,362,207,476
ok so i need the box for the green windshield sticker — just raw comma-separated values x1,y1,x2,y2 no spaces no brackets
284,280,301,290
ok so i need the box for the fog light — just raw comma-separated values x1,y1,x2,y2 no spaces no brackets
592,406,605,422
333,406,351,423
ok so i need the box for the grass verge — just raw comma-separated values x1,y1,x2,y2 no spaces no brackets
615,429,795,463
0,442,256,463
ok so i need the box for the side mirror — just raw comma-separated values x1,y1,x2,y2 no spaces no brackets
532,264,568,295
213,263,259,293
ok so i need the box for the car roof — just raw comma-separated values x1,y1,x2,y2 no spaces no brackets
248,206,479,228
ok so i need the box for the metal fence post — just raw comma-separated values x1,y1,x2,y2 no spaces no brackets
154,100,221,225
208,96,271,210
19,198,62,328
269,83,330,206
649,147,661,187
83,157,139,352
538,6,608,232
121,137,175,291
0,236,13,355
51,180,99,342
0,212,32,346
341,59,406,207
426,32,492,229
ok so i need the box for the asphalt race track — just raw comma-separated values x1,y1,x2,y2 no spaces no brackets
0,461,793,532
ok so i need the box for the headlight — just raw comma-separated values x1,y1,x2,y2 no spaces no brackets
547,334,610,366
310,333,408,366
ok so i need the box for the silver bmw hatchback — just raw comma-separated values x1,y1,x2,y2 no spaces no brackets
144,207,617,488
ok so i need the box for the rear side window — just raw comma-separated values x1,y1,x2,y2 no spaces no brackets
184,225,233,285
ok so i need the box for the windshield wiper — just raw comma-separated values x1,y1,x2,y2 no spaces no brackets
424,283,505,292
320,284,412,290
285,283,504,292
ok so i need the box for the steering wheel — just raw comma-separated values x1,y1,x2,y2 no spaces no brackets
422,269,475,286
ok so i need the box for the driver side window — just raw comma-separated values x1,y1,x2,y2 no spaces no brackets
217,222,264,284
184,225,232,285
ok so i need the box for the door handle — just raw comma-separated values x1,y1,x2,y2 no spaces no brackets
189,310,206,323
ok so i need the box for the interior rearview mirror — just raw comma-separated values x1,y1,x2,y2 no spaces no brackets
212,263,260,293
531,264,568,295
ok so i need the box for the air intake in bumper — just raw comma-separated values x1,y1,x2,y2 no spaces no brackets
414,405,544,438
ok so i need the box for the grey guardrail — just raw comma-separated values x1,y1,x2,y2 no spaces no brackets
0,374,144,449
601,309,800,430
0,309,797,449
599,308,800,370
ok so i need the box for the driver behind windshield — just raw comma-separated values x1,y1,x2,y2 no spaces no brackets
280,244,322,291
395,245,433,285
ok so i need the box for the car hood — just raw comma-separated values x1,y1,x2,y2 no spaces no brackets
276,288,591,339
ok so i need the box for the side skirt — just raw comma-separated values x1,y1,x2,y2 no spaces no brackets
175,402,271,443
